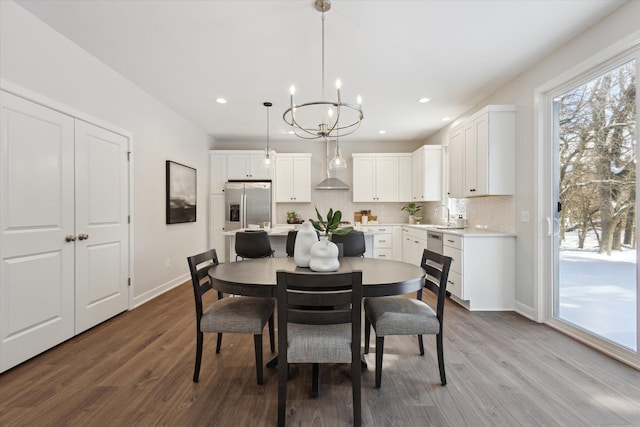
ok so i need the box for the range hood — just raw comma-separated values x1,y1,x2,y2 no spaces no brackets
315,138,349,190
316,176,349,190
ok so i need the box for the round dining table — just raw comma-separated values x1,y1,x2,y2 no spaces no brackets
208,256,426,298
208,256,426,371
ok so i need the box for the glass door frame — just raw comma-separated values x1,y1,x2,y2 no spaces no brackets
536,44,639,369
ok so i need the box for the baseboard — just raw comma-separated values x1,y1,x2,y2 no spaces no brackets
514,301,538,322
133,273,189,308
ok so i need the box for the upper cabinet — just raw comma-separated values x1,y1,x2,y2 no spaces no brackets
226,152,274,180
448,105,515,198
209,150,275,194
353,154,411,202
411,145,442,202
275,153,311,203
209,152,228,194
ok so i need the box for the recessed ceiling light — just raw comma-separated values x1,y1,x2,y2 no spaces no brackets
418,97,430,103
378,130,386,134
441,117,452,122
216,98,227,104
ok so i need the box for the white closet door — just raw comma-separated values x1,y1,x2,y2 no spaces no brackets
0,92,75,372
74,120,129,333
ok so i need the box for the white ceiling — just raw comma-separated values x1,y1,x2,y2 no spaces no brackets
17,0,626,144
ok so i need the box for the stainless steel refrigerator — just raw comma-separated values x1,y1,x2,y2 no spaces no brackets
224,181,272,230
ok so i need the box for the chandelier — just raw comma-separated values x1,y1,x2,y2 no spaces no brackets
282,0,363,141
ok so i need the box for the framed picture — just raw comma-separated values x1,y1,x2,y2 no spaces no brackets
166,160,197,224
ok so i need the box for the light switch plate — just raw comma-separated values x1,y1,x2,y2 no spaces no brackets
520,210,530,223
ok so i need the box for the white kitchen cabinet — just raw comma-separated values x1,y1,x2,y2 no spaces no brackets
226,151,274,180
401,226,427,266
411,145,442,202
447,129,464,198
352,154,401,202
442,232,514,310
448,105,515,198
398,155,413,202
209,152,227,194
367,226,394,260
209,194,226,263
275,153,311,202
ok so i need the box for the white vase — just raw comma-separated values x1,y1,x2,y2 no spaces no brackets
294,222,318,267
409,215,415,224
309,236,340,272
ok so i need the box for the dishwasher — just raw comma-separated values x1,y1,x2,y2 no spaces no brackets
427,231,443,254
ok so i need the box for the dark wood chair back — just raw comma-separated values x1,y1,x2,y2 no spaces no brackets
419,248,452,331
187,249,219,321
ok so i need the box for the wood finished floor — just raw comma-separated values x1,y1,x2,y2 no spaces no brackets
1,282,639,427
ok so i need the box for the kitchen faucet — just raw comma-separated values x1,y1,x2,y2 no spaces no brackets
434,204,450,226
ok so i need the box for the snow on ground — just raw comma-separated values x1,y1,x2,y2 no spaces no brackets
559,230,637,351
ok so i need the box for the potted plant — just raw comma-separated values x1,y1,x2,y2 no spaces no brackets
286,211,298,224
309,207,353,240
307,207,353,272
401,203,422,224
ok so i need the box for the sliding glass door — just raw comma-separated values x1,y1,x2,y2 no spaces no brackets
547,51,638,365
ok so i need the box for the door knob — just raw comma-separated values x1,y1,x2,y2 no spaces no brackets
78,233,89,240
65,235,76,242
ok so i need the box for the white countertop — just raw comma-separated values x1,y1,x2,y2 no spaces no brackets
359,223,516,237
223,226,382,236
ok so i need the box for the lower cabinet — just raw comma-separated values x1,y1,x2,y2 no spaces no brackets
401,227,427,266
442,233,515,310
368,226,394,260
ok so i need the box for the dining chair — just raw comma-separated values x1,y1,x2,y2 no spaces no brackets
331,231,366,257
285,230,297,257
235,230,275,261
363,249,452,388
276,269,362,427
187,249,275,385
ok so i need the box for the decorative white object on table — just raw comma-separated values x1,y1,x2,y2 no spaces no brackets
309,236,340,272
294,221,318,268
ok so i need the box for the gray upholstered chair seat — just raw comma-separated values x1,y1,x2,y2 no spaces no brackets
364,297,439,336
201,296,275,334
287,323,352,363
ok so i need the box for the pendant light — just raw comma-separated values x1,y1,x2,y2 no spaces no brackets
328,129,347,170
261,101,274,169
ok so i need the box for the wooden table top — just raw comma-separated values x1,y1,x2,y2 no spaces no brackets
208,257,425,298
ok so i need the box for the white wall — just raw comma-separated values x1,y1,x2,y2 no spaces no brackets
0,1,212,305
426,1,640,319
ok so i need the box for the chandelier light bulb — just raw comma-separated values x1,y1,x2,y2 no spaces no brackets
357,95,362,105
335,79,342,89
290,85,296,95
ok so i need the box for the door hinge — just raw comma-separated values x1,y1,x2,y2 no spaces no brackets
128,277,131,287
557,201,562,213
127,151,131,161
128,215,131,224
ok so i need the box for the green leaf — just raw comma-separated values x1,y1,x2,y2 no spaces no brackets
333,226,353,235
333,210,342,224
315,207,323,223
327,208,334,225
309,219,323,232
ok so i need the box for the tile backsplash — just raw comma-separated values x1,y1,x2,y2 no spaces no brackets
277,192,515,233
276,190,410,225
